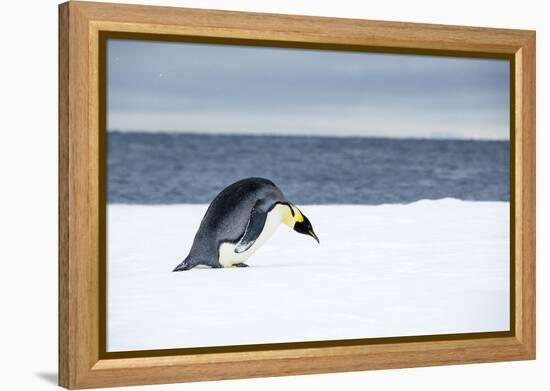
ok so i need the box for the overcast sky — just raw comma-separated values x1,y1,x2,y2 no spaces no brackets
107,39,510,140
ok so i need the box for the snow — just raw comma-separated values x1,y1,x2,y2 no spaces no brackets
107,199,509,352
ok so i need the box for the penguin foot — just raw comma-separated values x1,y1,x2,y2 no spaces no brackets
234,263,249,268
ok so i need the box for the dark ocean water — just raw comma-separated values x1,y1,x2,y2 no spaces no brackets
107,132,509,205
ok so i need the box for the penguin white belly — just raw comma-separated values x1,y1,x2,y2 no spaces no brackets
218,204,288,267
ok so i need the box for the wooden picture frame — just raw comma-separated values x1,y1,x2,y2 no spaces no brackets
58,1,536,389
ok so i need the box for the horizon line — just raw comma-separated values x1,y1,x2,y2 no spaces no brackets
107,129,510,142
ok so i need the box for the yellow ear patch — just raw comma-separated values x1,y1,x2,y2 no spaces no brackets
280,204,304,227
293,207,304,223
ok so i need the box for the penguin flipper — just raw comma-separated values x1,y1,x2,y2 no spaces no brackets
235,202,268,253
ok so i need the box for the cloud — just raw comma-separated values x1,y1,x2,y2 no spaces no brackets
107,39,510,140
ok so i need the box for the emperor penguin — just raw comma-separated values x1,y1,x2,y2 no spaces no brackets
173,177,319,271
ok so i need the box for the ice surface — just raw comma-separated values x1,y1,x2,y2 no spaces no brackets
107,199,509,352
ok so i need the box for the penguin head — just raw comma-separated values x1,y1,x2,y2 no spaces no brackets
291,209,320,243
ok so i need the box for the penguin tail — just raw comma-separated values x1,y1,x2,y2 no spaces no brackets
173,259,193,272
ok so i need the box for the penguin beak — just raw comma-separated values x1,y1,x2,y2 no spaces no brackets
308,230,320,244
